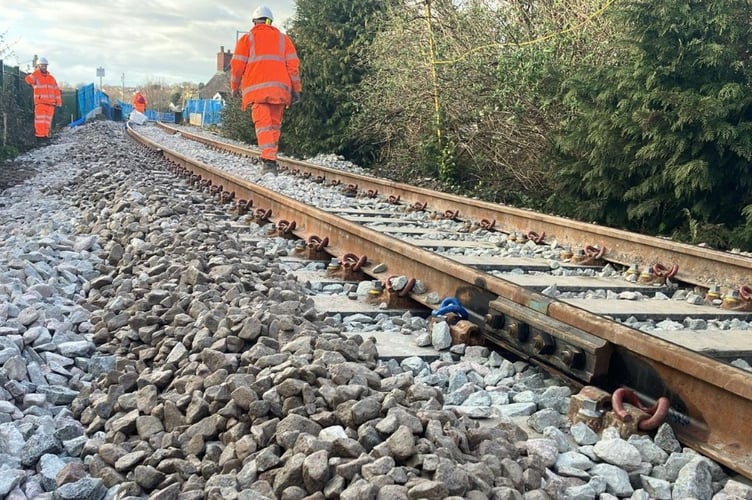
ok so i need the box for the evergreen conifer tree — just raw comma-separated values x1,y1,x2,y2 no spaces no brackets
552,0,752,243
283,0,393,164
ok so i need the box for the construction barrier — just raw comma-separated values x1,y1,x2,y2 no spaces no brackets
182,99,223,126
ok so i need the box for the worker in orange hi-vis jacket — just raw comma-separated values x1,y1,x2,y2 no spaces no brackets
24,57,62,141
230,5,302,174
132,90,147,113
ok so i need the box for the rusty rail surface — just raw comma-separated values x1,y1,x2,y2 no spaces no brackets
140,123,752,478
156,122,752,291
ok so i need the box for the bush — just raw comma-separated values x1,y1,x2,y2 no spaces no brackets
219,96,256,146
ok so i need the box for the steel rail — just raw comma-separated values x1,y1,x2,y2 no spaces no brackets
140,124,752,478
157,122,752,291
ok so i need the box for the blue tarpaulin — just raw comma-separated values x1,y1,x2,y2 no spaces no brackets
183,99,224,126
75,83,97,124
71,85,129,125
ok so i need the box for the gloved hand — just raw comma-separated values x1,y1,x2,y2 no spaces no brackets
291,91,301,105
232,89,241,99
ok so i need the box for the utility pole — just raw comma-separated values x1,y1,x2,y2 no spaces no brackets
121,73,125,103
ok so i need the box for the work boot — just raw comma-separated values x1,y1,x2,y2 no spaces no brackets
261,159,278,175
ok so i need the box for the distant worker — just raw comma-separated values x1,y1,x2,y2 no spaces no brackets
132,90,147,114
230,5,301,174
24,57,62,142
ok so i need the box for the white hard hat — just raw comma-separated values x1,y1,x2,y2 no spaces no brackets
252,5,273,22
38,57,48,65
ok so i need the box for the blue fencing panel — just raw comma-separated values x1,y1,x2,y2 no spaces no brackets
96,90,113,120
147,110,175,123
118,102,134,115
77,83,97,122
70,88,176,124
183,99,224,126
113,101,175,123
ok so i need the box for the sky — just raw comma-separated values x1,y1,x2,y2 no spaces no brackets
0,1,296,88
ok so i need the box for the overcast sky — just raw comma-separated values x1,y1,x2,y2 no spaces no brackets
1,1,296,88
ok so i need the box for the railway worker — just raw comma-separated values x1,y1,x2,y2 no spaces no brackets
230,5,302,174
132,90,148,114
24,57,62,142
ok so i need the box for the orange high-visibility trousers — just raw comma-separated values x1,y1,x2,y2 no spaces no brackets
33,103,56,138
251,103,285,161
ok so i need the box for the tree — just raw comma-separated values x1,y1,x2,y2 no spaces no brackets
220,94,257,146
141,78,174,113
281,0,394,164
0,29,15,60
551,0,752,247
350,0,613,204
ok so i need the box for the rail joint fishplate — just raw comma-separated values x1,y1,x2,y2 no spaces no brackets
484,296,611,382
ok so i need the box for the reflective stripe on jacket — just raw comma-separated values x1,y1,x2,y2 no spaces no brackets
230,24,301,110
25,70,62,106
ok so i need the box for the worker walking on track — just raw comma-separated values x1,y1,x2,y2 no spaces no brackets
230,5,302,174
24,57,62,142
132,90,147,114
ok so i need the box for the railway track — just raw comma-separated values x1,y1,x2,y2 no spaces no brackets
128,121,752,480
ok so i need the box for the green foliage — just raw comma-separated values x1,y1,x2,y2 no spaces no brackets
550,0,752,245
671,208,732,249
416,136,442,180
210,0,752,249
349,0,614,199
281,0,392,164
0,145,19,162
438,139,457,183
419,131,457,183
219,95,257,146
0,58,35,153
732,206,752,249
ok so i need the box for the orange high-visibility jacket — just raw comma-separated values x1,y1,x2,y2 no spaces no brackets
133,92,147,113
25,69,62,106
230,24,301,111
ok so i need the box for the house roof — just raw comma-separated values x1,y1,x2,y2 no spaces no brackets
199,72,230,100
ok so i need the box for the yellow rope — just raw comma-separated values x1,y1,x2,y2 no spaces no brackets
425,0,443,145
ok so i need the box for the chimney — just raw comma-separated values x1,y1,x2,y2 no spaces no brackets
216,46,232,72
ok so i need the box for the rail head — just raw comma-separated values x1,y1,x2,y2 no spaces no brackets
154,121,752,291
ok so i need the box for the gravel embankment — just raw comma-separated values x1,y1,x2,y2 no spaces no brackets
0,121,750,500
